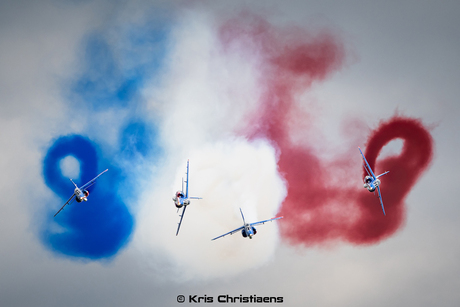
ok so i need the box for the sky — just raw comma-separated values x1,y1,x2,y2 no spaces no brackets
1,0,459,306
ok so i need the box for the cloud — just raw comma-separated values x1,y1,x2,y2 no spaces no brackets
0,1,457,306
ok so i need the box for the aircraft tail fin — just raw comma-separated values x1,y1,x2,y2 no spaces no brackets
376,171,390,179
70,178,78,188
363,163,372,177
240,208,246,224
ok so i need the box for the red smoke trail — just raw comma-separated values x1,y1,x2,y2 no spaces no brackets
220,14,344,142
220,14,433,246
278,117,433,246
347,117,433,244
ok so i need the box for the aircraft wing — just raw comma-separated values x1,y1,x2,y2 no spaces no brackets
211,226,245,241
176,205,187,236
54,194,76,217
377,186,386,216
250,216,283,227
358,147,376,179
80,169,108,190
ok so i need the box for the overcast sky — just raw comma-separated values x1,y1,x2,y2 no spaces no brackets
1,0,459,306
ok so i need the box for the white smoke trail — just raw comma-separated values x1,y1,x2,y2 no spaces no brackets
134,8,287,280
136,138,286,280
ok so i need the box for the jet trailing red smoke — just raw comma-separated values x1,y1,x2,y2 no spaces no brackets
346,117,434,244
278,117,433,246
219,14,433,246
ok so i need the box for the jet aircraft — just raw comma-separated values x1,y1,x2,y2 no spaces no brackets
212,208,283,240
54,169,108,217
173,160,202,236
358,147,389,215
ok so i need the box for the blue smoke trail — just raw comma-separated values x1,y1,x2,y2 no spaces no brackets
43,135,134,259
40,18,169,259
70,21,169,109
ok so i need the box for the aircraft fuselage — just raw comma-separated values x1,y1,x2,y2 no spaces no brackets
74,187,89,203
173,191,190,208
363,176,380,192
241,224,257,239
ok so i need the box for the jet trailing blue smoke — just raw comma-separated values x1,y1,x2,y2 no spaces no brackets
40,18,168,260
42,135,134,259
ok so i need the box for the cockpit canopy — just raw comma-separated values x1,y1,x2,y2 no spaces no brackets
364,176,373,184
176,191,184,198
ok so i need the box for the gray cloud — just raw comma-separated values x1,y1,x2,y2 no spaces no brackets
1,0,459,306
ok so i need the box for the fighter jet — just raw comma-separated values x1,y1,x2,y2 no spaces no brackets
359,147,389,215
212,208,283,240
173,160,202,235
54,169,108,217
